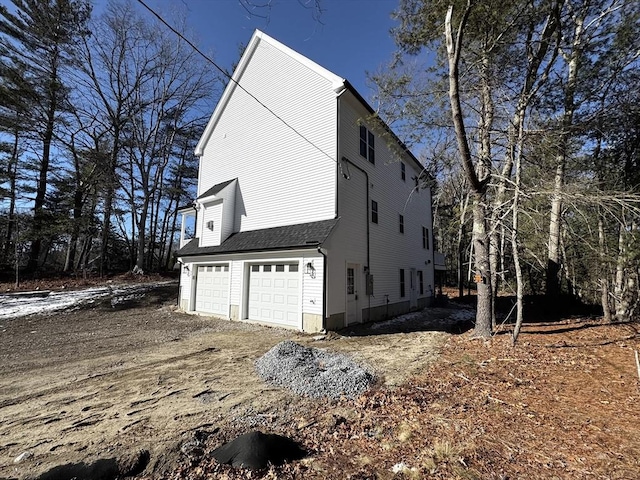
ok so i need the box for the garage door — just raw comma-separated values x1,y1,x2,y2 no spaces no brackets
195,264,229,316
248,263,300,327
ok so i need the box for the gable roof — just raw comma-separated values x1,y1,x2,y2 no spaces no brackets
177,218,339,257
197,178,237,200
194,30,344,157
193,29,426,177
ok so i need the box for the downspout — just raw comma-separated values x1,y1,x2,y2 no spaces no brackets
318,245,328,331
340,156,371,319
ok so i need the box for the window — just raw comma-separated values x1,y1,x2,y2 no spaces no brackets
371,200,378,224
359,125,375,164
288,264,298,272
399,214,404,233
215,265,221,272
400,269,405,298
418,270,424,295
275,264,285,272
347,268,355,295
251,265,259,272
401,162,406,181
422,226,429,249
263,265,272,272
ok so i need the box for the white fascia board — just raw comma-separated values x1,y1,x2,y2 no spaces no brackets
194,29,345,157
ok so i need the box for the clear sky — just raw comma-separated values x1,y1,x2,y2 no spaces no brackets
142,0,402,102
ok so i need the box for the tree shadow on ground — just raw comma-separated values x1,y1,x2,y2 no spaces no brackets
339,300,476,337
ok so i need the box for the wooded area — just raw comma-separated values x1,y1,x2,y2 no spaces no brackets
1,0,639,334
0,0,219,279
371,0,640,336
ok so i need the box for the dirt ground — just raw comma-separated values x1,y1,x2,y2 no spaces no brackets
0,281,454,480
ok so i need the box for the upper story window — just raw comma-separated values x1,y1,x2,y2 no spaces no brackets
371,200,378,224
401,162,406,181
422,226,430,249
359,125,375,164
399,214,404,233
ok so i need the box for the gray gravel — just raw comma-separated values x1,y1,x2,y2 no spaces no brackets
255,340,375,399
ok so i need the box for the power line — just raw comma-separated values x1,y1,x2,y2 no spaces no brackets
135,0,337,164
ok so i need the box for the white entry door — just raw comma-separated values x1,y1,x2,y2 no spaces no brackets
195,264,229,316
248,263,300,327
346,263,360,325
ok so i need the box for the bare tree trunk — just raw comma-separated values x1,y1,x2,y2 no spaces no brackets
2,128,19,264
445,4,493,337
457,192,470,299
28,97,57,272
546,12,584,298
598,210,612,322
511,105,527,344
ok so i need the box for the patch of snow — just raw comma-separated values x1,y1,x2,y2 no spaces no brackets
0,281,175,320
369,311,425,330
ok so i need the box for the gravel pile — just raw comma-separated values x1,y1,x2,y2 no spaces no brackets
255,340,375,400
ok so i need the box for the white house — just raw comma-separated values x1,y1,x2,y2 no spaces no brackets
176,30,436,333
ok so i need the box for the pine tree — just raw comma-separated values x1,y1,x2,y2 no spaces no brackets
0,0,91,272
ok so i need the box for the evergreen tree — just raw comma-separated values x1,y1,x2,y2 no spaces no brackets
0,0,91,272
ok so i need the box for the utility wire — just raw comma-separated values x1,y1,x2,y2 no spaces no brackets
136,0,338,163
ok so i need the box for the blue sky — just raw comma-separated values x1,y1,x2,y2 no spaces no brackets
142,0,402,101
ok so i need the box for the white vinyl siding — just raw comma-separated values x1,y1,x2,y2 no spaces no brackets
329,92,434,316
200,201,223,247
197,37,337,233
302,254,323,315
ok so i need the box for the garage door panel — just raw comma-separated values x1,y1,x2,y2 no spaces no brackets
195,264,229,316
248,263,300,327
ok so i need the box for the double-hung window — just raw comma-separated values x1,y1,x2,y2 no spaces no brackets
359,125,375,164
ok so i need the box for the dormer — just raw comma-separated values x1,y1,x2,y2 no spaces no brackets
196,178,238,247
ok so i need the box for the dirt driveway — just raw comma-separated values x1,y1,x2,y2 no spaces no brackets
0,283,463,479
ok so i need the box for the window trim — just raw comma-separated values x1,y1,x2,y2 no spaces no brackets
359,125,375,164
371,200,378,224
422,226,429,249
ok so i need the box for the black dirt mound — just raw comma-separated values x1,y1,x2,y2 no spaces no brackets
211,430,306,470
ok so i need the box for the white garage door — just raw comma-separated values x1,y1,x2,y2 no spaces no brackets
195,264,229,316
248,263,300,327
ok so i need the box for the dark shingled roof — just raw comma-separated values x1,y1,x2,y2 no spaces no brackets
177,218,339,257
197,178,237,200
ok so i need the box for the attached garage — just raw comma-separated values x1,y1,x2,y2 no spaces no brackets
247,263,300,327
195,264,229,316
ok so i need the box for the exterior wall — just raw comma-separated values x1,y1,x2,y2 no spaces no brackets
221,184,237,242
179,263,192,311
197,36,338,234
325,91,435,325
200,200,223,247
